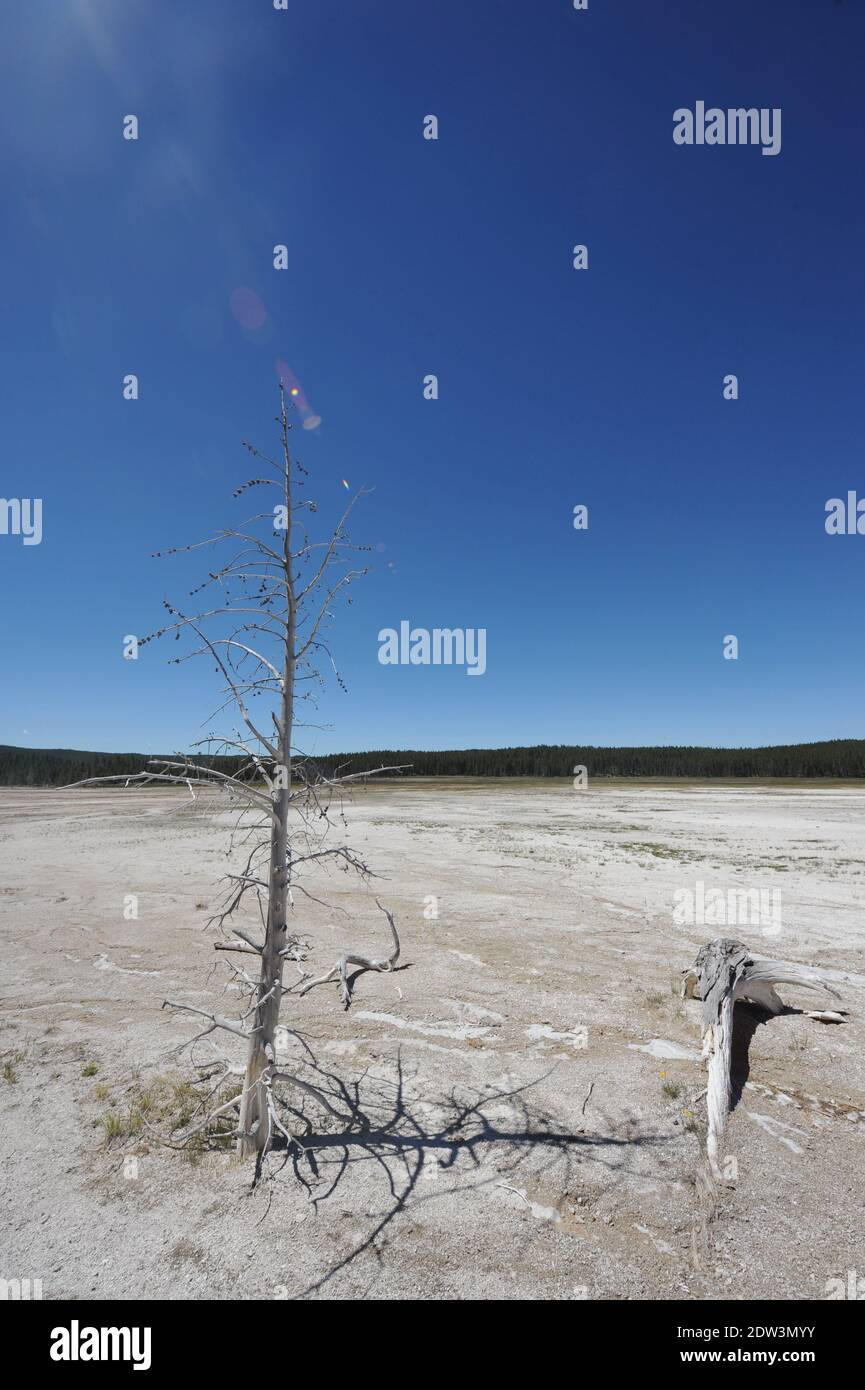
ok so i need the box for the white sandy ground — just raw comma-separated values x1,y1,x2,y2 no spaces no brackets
0,779,863,1301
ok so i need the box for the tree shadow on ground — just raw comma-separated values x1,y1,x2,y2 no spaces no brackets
254,1048,676,1298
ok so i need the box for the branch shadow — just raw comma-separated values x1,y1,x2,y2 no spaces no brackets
257,1048,675,1299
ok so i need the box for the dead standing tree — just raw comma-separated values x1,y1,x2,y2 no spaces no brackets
67,387,405,1163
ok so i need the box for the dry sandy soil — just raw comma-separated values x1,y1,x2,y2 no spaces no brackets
0,779,863,1301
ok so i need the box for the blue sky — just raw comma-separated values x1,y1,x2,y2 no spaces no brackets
1,0,863,755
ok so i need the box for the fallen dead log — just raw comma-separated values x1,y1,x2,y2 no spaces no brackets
682,937,845,1173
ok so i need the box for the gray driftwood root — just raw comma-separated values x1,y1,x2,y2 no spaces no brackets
682,937,844,1172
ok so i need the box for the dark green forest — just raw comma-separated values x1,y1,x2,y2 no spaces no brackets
2,739,864,786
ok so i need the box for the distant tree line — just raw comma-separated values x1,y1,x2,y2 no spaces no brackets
2,739,864,787
0,746,245,788
315,740,865,779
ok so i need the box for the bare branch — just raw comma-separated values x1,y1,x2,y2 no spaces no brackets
299,900,401,1009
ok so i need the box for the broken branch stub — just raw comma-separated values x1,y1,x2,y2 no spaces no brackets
299,899,400,1009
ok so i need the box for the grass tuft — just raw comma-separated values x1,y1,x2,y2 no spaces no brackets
97,1071,240,1154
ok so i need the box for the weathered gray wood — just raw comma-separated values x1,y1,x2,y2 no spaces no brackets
683,937,844,1174
299,901,400,1008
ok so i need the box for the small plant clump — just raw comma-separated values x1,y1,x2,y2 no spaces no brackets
2,1053,22,1084
97,1072,241,1156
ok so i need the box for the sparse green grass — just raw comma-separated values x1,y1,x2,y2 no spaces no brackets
101,1112,128,1142
628,842,692,862
661,1080,683,1100
3,1054,22,1084
81,1061,99,1077
169,1238,207,1267
96,1071,240,1155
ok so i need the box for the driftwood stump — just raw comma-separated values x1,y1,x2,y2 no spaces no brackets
682,937,844,1173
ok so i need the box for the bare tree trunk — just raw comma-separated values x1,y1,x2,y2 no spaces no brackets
236,735,290,1156
238,407,295,1159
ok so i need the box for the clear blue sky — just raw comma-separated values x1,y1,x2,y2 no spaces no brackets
1,0,863,755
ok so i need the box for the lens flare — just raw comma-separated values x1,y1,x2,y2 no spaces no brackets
229,288,267,331
275,359,321,431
